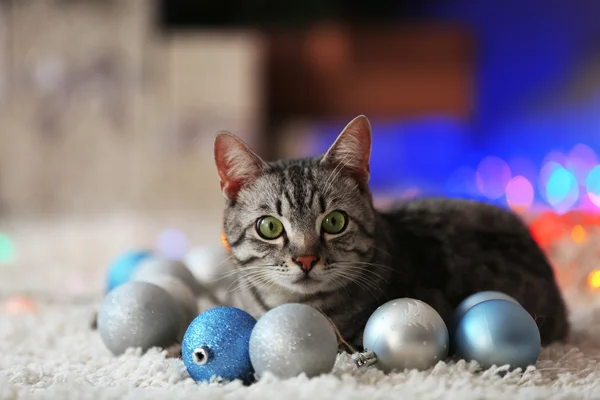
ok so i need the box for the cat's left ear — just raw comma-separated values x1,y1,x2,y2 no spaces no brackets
321,115,372,185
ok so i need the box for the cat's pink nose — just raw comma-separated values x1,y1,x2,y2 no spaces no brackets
292,255,319,273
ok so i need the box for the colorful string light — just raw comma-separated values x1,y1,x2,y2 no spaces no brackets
505,175,534,213
0,233,15,264
156,228,189,261
586,165,600,207
475,156,512,200
545,166,579,214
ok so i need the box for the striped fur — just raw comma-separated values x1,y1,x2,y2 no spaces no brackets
215,116,569,348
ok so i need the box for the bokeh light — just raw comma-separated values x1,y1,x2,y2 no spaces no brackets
544,164,579,213
567,143,598,184
542,151,568,168
2,295,37,315
156,228,189,260
0,233,15,264
571,224,586,244
586,165,600,207
505,175,534,213
475,156,512,200
508,157,538,184
539,161,561,202
588,270,600,289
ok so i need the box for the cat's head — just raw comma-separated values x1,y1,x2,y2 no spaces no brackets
214,115,377,295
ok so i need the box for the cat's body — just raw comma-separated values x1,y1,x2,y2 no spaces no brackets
216,116,569,349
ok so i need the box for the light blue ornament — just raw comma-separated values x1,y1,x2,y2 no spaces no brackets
106,250,154,292
454,299,541,370
451,291,520,334
182,306,257,383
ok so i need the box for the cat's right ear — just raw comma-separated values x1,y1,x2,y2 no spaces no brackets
214,132,267,200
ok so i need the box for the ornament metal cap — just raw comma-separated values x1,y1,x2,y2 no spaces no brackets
192,347,211,366
352,349,378,368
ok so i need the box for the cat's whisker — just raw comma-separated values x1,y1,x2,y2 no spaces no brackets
327,263,392,284
224,267,277,293
330,269,385,301
330,260,395,272
330,261,410,279
372,245,401,262
228,272,273,294
208,265,268,282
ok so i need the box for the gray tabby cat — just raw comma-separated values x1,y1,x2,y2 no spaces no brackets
215,115,569,348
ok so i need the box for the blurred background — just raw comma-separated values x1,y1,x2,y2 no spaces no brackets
1,0,599,301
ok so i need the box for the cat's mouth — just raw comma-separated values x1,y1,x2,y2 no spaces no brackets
293,274,319,285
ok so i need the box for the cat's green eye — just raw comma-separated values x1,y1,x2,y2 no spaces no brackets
322,210,348,235
256,216,284,240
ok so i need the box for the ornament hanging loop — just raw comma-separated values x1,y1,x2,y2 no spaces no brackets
352,349,378,369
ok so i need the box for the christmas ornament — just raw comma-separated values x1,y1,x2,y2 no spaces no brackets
105,250,154,292
131,273,198,339
182,306,256,383
134,257,202,296
249,303,338,379
453,299,541,370
353,298,449,372
97,281,181,356
451,291,520,334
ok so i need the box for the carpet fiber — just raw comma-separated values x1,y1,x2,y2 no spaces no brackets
1,292,600,400
2,218,600,400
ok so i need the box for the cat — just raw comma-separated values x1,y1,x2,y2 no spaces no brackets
216,115,569,349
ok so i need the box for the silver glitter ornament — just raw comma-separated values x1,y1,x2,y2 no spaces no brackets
354,298,449,372
249,303,338,379
134,257,203,296
97,281,181,355
130,273,198,339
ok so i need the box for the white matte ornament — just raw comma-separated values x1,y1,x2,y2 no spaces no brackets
130,273,198,339
249,303,338,379
354,298,449,372
134,257,203,295
97,281,181,355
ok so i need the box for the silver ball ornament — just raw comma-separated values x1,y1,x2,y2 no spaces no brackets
454,299,541,370
451,291,519,334
249,303,338,379
130,273,198,339
358,298,449,372
134,257,202,295
97,281,181,355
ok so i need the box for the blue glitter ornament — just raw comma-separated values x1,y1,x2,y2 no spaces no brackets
451,291,520,334
182,306,257,383
105,250,154,292
454,299,541,370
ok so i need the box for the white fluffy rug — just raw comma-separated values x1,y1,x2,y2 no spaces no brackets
3,290,600,399
2,216,600,400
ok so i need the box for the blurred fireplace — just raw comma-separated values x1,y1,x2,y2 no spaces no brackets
263,23,475,159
